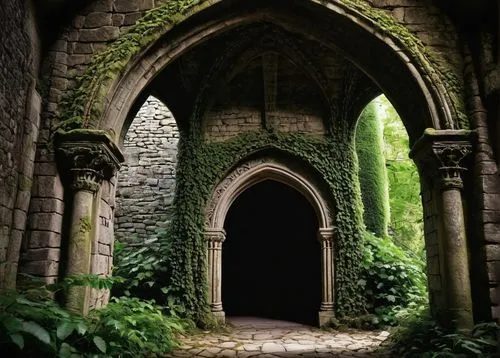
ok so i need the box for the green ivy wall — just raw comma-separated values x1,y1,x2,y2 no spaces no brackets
162,129,366,324
355,102,390,237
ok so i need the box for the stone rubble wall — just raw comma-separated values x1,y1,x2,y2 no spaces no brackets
114,97,179,244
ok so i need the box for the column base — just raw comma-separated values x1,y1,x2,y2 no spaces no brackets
212,310,226,324
318,310,335,327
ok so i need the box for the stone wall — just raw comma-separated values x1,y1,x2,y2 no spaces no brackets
204,55,327,141
0,0,41,288
420,178,445,318
115,97,179,243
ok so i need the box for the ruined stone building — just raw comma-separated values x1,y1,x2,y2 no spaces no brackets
0,0,499,327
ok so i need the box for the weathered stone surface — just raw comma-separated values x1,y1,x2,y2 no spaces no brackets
84,12,112,28
79,26,120,42
27,231,61,248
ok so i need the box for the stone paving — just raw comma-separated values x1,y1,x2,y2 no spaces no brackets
165,317,392,357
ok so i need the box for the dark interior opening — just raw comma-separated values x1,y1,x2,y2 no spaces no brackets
222,179,321,326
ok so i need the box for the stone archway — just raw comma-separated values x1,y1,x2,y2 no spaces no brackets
204,157,335,325
46,0,478,329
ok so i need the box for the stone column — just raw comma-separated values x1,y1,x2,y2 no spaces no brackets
318,227,335,326
205,228,226,323
433,142,474,329
56,130,123,315
410,129,474,329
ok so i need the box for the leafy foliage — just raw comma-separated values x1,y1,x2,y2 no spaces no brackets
388,309,499,357
86,297,190,357
355,101,390,237
375,95,424,255
112,237,168,300
0,279,187,357
360,231,428,326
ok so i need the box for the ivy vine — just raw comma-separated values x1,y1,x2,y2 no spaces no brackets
163,130,367,325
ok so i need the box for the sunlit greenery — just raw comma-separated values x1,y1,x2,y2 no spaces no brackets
372,95,425,256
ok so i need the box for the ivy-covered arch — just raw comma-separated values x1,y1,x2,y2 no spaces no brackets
57,0,467,143
205,157,334,230
203,155,336,325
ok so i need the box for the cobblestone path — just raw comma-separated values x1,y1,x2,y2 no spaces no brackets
165,317,392,357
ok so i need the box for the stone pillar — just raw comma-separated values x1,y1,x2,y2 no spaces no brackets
318,227,335,326
56,130,123,315
205,228,226,323
411,129,474,329
433,142,474,329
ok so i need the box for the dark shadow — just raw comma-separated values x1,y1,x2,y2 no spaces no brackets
222,180,321,326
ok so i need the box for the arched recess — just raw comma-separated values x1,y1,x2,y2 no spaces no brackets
204,156,335,325
58,0,467,143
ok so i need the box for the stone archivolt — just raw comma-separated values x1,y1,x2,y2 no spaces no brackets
205,157,333,229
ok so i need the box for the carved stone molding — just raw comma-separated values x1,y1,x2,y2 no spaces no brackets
205,158,266,226
205,156,334,229
205,228,226,242
56,130,124,193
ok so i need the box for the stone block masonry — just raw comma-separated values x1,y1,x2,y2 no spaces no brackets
115,97,179,243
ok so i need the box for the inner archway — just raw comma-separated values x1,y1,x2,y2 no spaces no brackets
222,180,321,326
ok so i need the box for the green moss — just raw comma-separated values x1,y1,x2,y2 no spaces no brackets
80,216,92,234
57,0,468,133
337,0,468,128
18,176,33,192
355,102,390,237
57,0,208,132
162,130,366,324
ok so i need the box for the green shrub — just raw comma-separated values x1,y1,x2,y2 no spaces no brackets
360,231,428,326
112,237,168,300
0,279,188,357
388,309,499,357
87,296,190,357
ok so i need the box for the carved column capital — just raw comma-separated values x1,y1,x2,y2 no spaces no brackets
318,227,334,243
410,129,475,190
55,130,124,193
205,228,226,244
432,142,472,190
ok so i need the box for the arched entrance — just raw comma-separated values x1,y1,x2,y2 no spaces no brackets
48,0,478,329
222,180,321,326
205,157,335,326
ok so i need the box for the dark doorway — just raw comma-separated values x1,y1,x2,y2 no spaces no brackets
222,179,321,326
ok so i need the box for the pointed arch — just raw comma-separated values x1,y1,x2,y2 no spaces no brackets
205,157,333,230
